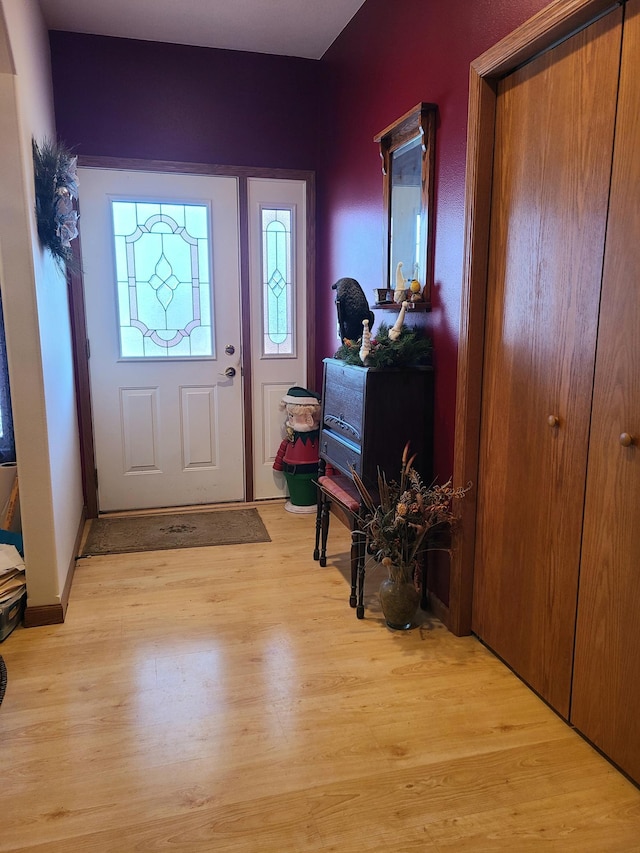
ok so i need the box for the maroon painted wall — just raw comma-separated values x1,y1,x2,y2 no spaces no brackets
50,4,551,482
317,0,550,483
316,0,551,606
49,31,322,169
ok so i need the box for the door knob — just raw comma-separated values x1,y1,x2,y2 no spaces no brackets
220,367,236,378
547,415,560,428
225,344,235,355
619,432,635,447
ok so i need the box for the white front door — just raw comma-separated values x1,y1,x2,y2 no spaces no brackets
79,168,244,511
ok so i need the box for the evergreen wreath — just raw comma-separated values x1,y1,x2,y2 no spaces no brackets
334,321,432,368
32,137,79,270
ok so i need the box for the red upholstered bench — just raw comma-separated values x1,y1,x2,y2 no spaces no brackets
313,469,368,618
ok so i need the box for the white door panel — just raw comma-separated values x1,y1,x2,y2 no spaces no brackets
121,387,159,472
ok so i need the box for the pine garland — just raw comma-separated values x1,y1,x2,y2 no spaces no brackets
32,137,79,270
334,322,432,368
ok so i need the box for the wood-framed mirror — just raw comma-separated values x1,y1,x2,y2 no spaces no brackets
374,102,437,310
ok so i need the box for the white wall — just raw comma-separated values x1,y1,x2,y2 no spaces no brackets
0,0,84,609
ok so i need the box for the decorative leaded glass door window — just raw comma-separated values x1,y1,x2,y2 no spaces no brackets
112,200,213,358
261,207,294,356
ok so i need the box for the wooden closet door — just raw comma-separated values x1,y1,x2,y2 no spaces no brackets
471,10,622,717
571,0,640,784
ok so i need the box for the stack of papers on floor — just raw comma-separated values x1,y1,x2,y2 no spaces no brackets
0,544,26,641
0,544,25,604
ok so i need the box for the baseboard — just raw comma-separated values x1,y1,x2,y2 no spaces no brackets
23,505,87,628
426,591,451,632
23,603,65,627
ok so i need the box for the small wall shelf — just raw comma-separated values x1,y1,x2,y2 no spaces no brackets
371,301,431,312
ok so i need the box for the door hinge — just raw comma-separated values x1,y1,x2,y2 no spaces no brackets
94,468,98,488
86,338,91,360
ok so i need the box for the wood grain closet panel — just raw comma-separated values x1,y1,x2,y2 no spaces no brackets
471,9,622,718
571,0,640,783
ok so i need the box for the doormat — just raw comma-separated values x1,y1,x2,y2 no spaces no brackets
79,508,271,557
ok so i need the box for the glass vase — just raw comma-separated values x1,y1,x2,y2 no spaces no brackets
378,576,420,630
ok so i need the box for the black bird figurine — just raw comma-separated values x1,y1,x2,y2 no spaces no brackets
332,277,375,343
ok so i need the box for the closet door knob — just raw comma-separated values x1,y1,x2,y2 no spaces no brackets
619,432,635,447
547,415,560,428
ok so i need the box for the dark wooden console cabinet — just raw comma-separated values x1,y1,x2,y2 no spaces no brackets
319,358,434,490
316,358,435,618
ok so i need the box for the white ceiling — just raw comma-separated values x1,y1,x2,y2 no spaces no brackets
38,0,367,60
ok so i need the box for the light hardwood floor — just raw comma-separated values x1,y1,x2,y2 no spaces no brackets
1,502,639,852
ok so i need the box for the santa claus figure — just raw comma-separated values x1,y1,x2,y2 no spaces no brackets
273,386,321,513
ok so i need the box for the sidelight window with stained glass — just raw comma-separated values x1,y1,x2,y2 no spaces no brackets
261,207,294,356
111,200,213,358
